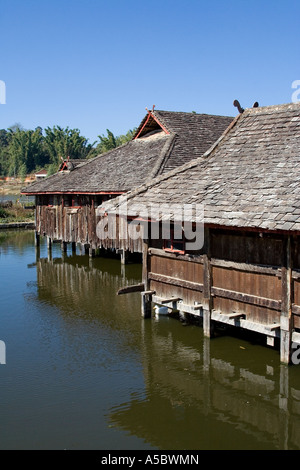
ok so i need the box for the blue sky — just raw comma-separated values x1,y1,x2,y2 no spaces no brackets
0,0,299,144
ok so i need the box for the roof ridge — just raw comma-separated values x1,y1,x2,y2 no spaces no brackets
99,113,244,211
146,134,176,180
110,112,242,207
154,109,234,118
242,101,300,115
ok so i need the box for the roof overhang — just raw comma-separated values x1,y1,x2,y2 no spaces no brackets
21,190,126,196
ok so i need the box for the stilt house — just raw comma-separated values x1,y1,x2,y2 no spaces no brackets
22,108,232,257
96,102,300,364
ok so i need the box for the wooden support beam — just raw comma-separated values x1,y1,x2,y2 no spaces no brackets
47,236,52,249
211,286,281,311
193,304,203,310
227,312,246,320
161,297,182,304
117,283,145,295
280,235,293,364
89,247,95,258
211,257,280,276
148,272,203,292
265,323,281,331
142,240,149,290
119,249,128,265
35,231,40,247
203,227,213,337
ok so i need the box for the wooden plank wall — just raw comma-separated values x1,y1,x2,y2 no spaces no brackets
36,196,103,249
147,230,300,335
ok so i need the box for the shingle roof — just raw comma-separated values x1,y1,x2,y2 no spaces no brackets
99,102,300,233
22,109,233,195
152,110,234,173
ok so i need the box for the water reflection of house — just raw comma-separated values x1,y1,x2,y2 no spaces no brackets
108,319,300,450
31,246,300,449
34,252,142,325
21,108,233,261
97,102,300,364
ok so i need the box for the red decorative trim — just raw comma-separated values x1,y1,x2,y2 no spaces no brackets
134,110,170,139
22,191,125,195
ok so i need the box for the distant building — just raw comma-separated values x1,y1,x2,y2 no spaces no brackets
35,169,48,180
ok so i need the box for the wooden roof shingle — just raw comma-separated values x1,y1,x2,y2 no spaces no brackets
99,102,300,234
22,109,233,195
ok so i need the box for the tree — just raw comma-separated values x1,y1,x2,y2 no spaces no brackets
95,128,136,155
0,129,11,175
44,126,95,166
8,127,45,176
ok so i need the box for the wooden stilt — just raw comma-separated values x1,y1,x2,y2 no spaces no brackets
47,236,52,251
89,247,95,258
120,249,128,265
141,240,152,318
71,242,76,254
141,291,154,318
278,365,289,449
47,237,52,261
35,244,40,261
280,235,292,364
35,231,40,247
203,227,213,337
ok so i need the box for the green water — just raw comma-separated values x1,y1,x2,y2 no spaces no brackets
1,230,300,450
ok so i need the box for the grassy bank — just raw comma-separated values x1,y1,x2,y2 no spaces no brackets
0,203,35,224
0,179,27,196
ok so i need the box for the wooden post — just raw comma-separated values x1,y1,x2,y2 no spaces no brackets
120,249,128,265
89,247,95,258
47,237,52,261
47,236,52,250
35,244,40,261
141,239,153,318
141,292,152,318
280,235,293,364
203,227,213,337
142,240,149,290
278,365,289,449
61,241,67,253
71,242,76,254
35,231,40,247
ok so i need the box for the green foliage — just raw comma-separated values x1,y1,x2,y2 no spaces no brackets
0,203,34,223
44,126,95,165
0,207,8,219
46,162,60,176
0,122,136,175
95,128,136,155
8,127,45,176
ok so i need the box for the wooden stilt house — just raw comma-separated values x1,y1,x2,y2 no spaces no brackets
22,108,232,259
96,102,300,364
